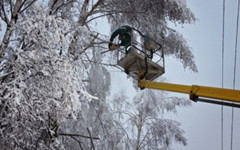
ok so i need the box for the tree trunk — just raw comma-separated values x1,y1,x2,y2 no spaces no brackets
0,0,22,57
68,0,103,57
136,113,143,150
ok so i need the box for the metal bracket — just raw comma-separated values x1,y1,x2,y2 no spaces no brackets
190,85,200,102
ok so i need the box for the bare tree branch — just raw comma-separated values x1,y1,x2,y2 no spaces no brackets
49,0,58,15
79,0,103,25
70,136,84,150
79,33,99,56
78,0,90,24
82,59,118,68
9,0,13,17
57,133,99,140
55,0,75,14
87,127,96,150
86,8,147,24
49,0,76,15
0,0,10,24
19,0,37,14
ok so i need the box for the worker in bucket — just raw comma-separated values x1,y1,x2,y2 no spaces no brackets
108,25,133,54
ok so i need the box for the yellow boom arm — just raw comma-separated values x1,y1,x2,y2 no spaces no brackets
138,80,240,103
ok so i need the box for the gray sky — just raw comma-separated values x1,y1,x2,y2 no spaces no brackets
168,0,240,150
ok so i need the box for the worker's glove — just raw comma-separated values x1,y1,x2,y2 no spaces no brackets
109,43,119,51
108,42,113,50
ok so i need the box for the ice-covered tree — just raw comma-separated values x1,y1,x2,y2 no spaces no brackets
133,90,190,150
0,1,98,149
0,0,198,149
110,89,190,150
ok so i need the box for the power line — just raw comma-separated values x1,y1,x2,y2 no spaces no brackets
221,0,225,150
233,0,240,90
222,1,225,89
231,0,240,149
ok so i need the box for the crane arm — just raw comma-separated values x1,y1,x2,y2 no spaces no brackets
138,80,240,103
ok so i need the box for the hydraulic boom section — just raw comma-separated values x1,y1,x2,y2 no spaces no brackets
138,80,240,103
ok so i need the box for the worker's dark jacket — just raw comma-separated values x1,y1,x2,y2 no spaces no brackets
110,25,132,47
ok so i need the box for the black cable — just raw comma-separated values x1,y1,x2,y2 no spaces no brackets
143,56,148,79
197,98,240,108
132,27,144,37
221,0,225,149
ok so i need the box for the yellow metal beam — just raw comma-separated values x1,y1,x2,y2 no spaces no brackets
138,80,240,103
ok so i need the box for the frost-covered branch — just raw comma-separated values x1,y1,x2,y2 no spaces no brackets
78,0,103,25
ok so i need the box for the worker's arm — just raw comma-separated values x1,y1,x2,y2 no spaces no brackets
110,28,122,42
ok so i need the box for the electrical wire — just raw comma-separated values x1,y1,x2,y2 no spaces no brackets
231,0,240,149
233,0,240,90
197,98,240,108
221,1,225,150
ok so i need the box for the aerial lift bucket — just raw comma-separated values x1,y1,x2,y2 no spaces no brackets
117,50,165,81
143,35,161,58
144,35,159,50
